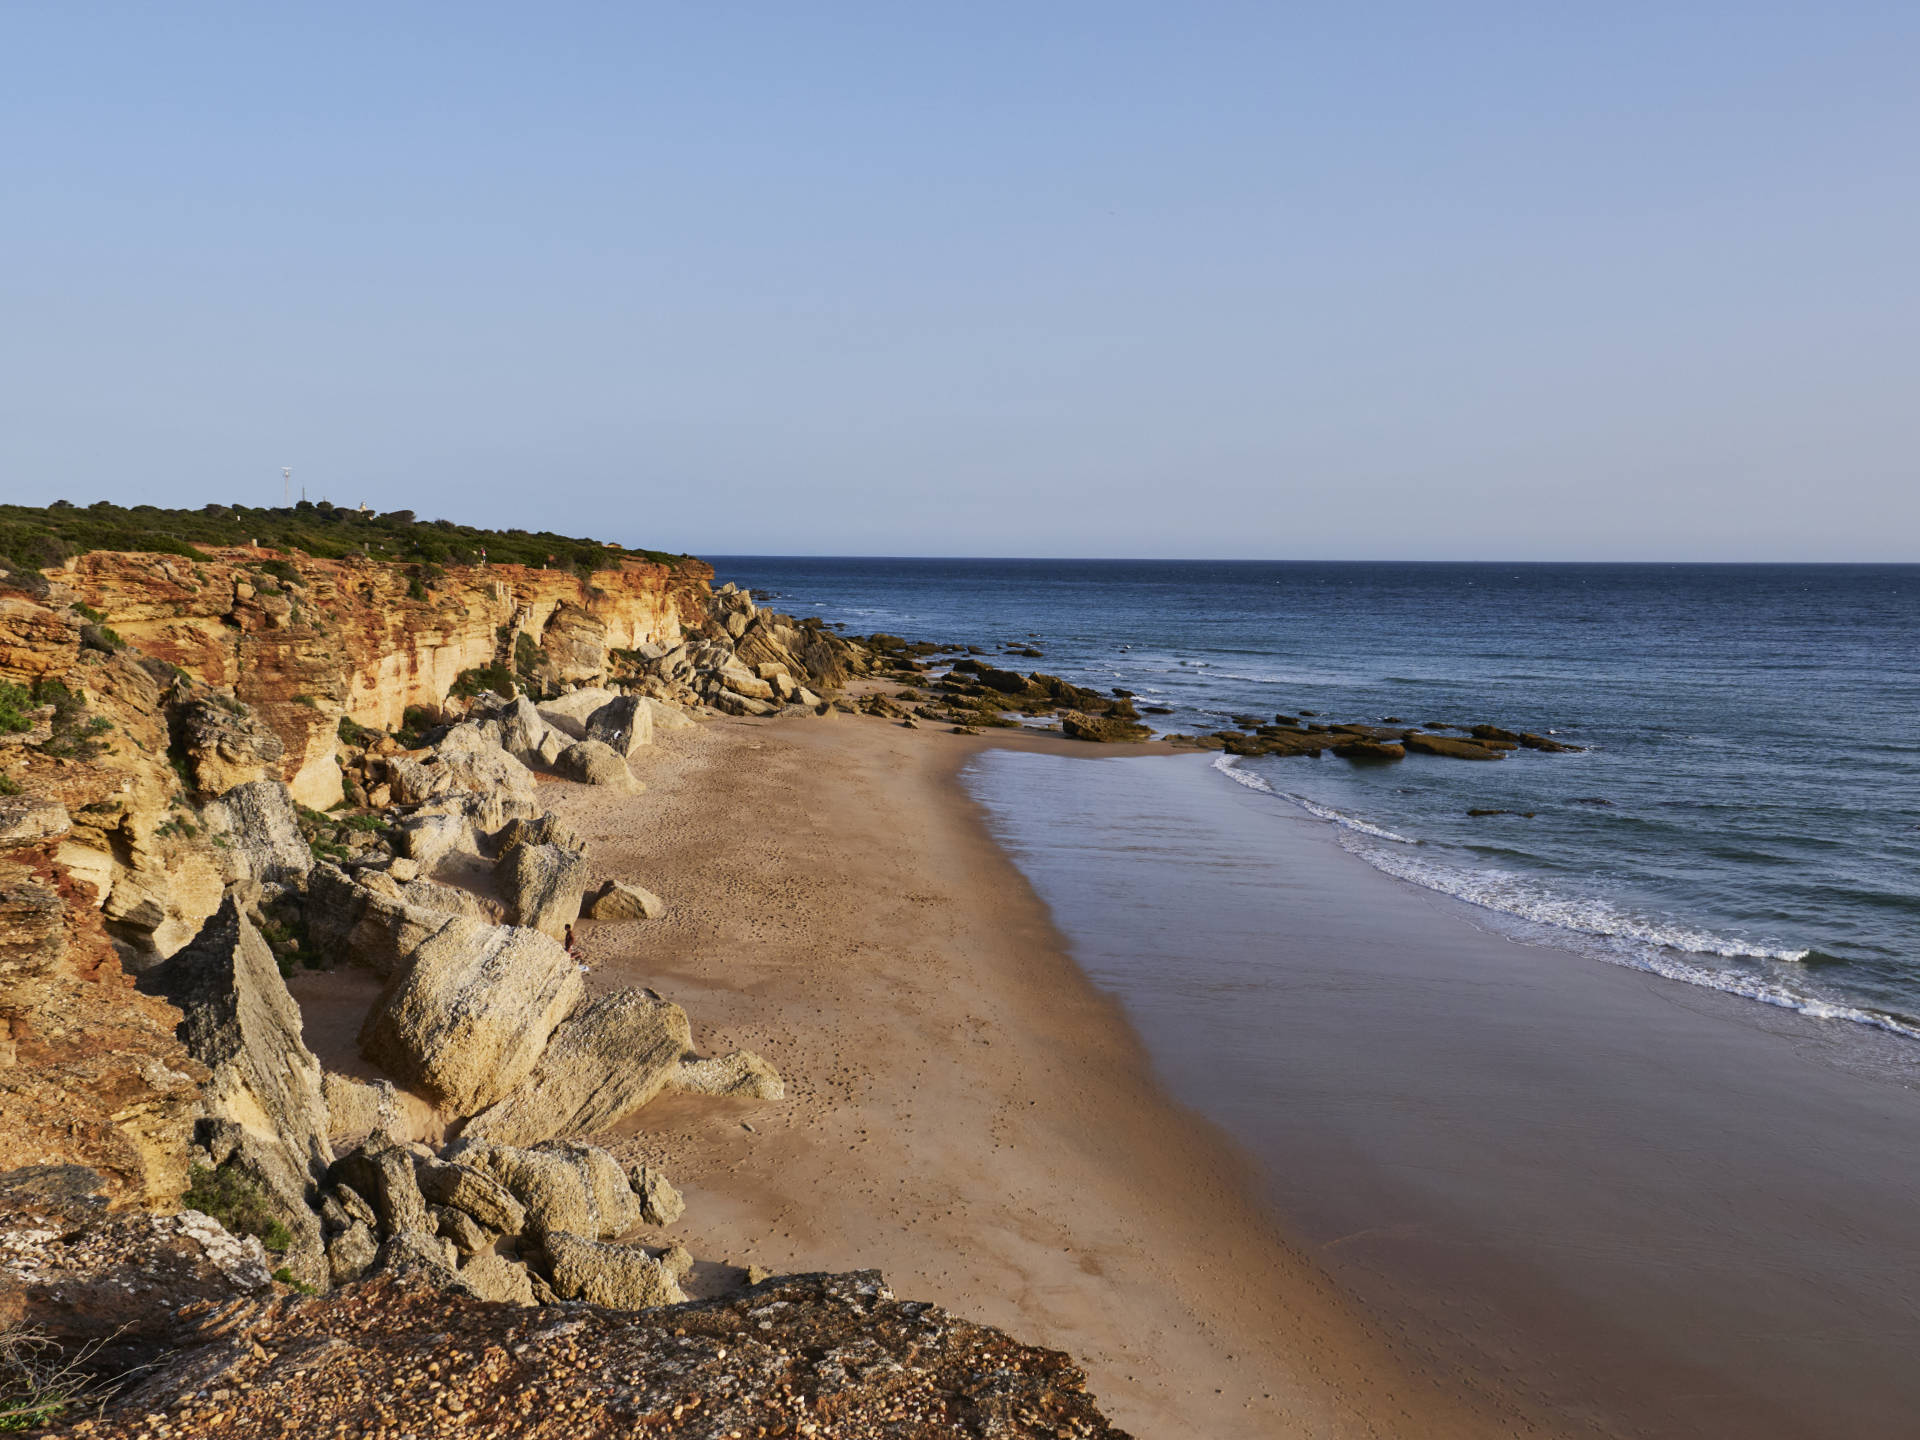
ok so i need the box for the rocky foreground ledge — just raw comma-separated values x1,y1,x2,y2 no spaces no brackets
6,1170,1121,1439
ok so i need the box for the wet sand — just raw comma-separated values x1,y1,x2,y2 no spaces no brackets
544,715,1519,1439
966,748,1920,1440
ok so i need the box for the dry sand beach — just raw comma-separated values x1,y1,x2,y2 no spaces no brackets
540,713,1520,1440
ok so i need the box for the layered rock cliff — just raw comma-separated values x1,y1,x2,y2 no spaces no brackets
56,549,712,809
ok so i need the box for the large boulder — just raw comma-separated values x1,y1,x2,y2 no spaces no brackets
540,1231,686,1309
536,604,609,687
321,1072,402,1148
461,989,692,1147
495,813,583,857
495,841,589,940
199,780,313,886
444,1140,642,1240
557,740,639,792
358,917,583,1115
584,695,653,758
1059,711,1151,744
588,879,664,921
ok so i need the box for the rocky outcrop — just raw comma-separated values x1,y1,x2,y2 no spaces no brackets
62,1270,1127,1440
170,693,287,796
138,900,334,1287
588,877,665,920
357,916,583,1115
0,1165,275,1379
0,829,205,1208
1404,733,1506,761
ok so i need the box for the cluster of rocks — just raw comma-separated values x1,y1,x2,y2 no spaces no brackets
312,1128,692,1310
830,650,1158,743
1167,715,1584,763
140,792,778,1300
608,583,848,717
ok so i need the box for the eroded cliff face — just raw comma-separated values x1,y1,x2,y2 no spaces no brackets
0,549,719,1209
57,550,711,809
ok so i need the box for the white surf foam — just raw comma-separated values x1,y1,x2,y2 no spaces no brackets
1208,756,1920,1038
1211,757,1417,844
1333,842,1920,1038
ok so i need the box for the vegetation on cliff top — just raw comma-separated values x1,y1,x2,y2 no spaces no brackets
0,500,687,577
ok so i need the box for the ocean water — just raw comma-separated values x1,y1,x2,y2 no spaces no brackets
709,558,1920,1043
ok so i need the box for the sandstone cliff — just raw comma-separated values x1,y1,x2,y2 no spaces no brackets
56,549,712,809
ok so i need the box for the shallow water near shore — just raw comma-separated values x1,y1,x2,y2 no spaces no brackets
964,748,1920,1439
713,557,1920,1042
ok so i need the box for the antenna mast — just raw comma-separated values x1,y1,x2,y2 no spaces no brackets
282,467,291,506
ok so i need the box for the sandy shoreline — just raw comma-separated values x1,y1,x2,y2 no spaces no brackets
542,712,1518,1439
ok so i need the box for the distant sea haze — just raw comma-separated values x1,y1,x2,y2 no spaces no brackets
709,558,1920,1042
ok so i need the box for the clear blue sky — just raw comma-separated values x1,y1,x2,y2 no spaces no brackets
4,3,1916,560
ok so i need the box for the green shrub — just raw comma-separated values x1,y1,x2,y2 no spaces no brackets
337,715,376,747
182,1164,292,1252
70,602,103,623
0,683,29,736
271,1267,318,1296
0,776,18,797
451,663,514,699
0,500,688,571
514,631,540,676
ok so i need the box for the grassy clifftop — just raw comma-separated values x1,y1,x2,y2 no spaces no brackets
0,499,688,579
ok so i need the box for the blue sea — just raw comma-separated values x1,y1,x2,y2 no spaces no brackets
709,558,1920,1044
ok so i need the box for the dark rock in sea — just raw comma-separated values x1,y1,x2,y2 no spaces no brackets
1569,797,1614,806
1381,716,1406,723
1404,733,1505,761
1112,688,1135,698
1520,732,1582,753
1467,808,1535,817
1230,714,1266,729
1335,740,1406,763
1471,725,1523,743
1273,714,1300,725
1061,711,1151,743
1298,710,1318,717
1144,705,1174,715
